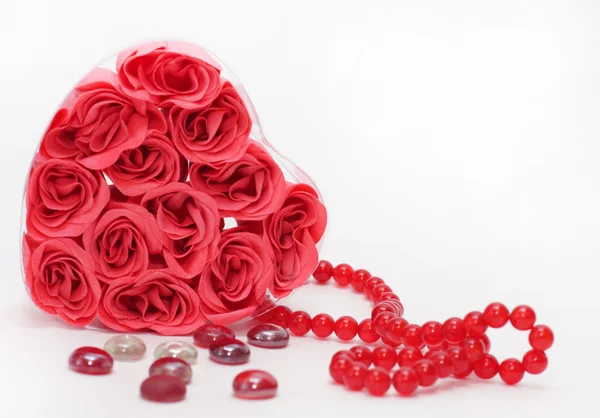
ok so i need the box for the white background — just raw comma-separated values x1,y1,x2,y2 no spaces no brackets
0,0,598,417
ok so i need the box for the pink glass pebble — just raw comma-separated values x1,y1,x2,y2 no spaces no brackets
193,324,235,348
68,347,113,375
209,338,251,365
233,370,278,400
140,375,186,403
247,324,289,349
149,358,193,384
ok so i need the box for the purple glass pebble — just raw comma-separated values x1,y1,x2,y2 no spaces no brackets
247,324,289,349
209,338,250,365
193,324,235,348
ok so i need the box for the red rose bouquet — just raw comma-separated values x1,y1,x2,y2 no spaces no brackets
21,41,327,335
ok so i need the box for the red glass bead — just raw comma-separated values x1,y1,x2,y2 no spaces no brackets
453,364,473,379
447,346,470,376
529,325,554,351
364,367,391,396
523,349,548,375
385,317,409,344
377,292,400,304
463,337,485,363
364,276,384,300
343,363,368,390
479,334,491,353
358,319,380,343
233,370,278,400
209,338,251,365
350,269,371,293
334,316,359,341
442,317,467,344
313,260,333,283
483,302,510,328
373,312,395,337
427,351,453,378
473,354,499,379
372,346,397,370
141,375,186,403
463,311,488,338
381,336,401,347
269,306,293,329
332,263,354,286
510,305,536,330
372,284,393,302
422,321,444,347
288,311,312,336
371,303,396,320
392,367,419,396
247,324,289,348
401,324,423,348
68,347,113,375
350,346,372,367
397,347,423,367
311,313,335,338
149,358,193,384
413,359,438,387
193,324,235,348
329,356,354,384
499,358,525,385
332,350,356,363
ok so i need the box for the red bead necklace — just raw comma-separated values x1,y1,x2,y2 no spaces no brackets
258,260,554,396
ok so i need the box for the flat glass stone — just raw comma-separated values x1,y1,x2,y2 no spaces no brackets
193,324,235,348
233,370,278,399
149,358,193,384
209,338,250,365
103,335,146,361
141,375,186,403
154,341,198,364
247,324,289,348
68,347,113,375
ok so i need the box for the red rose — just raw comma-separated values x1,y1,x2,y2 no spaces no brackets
24,237,101,326
141,183,220,279
116,41,221,109
105,132,188,196
189,143,286,220
40,68,166,170
264,183,327,298
98,270,204,335
26,158,110,240
168,82,251,163
82,202,164,283
197,228,274,325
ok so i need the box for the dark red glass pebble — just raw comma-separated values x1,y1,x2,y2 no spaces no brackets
149,358,193,384
193,324,235,348
140,375,186,403
233,370,278,400
209,338,251,365
68,347,113,375
247,324,289,348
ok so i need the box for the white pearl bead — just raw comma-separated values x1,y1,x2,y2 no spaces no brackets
103,335,146,361
154,341,198,364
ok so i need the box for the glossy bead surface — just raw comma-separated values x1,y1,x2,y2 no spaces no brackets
371,303,396,320
140,375,186,403
103,335,146,361
149,358,193,384
343,363,368,390
499,358,525,385
427,351,453,378
397,347,423,367
401,324,423,348
247,324,289,348
313,260,334,283
365,367,391,396
473,354,499,379
334,316,358,341
413,359,438,387
483,302,510,328
332,350,356,362
373,312,395,337
442,317,467,344
372,284,393,302
385,317,408,344
463,338,485,363
447,346,470,376
350,346,372,367
463,311,488,338
453,365,473,379
363,276,384,299
479,334,491,353
208,338,250,365
529,325,554,351
332,263,354,286
350,269,371,293
288,311,312,336
154,341,198,364
311,313,335,338
357,319,380,343
330,356,354,383
372,346,397,370
377,292,400,303
422,321,443,347
193,324,235,348
233,370,278,400
392,367,419,396
68,347,113,375
510,305,536,330
523,349,548,374
269,306,293,329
